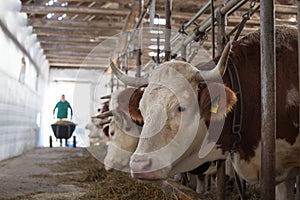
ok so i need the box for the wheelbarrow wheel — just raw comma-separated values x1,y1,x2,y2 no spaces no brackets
49,136,53,148
73,136,76,148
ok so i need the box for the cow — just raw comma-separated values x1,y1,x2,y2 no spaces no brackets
103,88,142,172
110,25,300,199
85,102,111,146
103,88,215,193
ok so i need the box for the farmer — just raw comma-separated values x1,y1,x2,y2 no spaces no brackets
53,94,73,120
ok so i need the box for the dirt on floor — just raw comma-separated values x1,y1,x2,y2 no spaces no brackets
0,144,197,200
0,143,260,200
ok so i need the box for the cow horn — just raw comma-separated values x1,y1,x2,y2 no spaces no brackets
92,110,113,119
110,59,148,87
197,41,232,81
100,94,111,99
98,118,112,126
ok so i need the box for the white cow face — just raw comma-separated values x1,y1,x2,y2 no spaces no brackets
129,61,236,180
104,110,141,172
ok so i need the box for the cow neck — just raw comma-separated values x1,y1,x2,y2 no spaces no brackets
201,57,243,156
226,57,243,155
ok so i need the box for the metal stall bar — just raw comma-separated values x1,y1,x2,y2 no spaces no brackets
170,1,211,44
136,0,143,78
165,0,171,61
134,0,153,29
215,3,226,200
227,0,250,16
211,0,215,58
260,1,276,200
297,1,300,200
171,0,246,57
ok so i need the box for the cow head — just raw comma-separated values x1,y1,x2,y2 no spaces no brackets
110,42,237,180
103,89,142,172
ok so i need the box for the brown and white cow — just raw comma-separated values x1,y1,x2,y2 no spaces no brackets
111,25,300,199
104,88,214,193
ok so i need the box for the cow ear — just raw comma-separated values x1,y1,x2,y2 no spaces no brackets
129,87,144,126
199,83,237,121
103,125,109,138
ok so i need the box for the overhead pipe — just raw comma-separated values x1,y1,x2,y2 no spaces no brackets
170,1,211,44
171,0,247,57
227,0,250,16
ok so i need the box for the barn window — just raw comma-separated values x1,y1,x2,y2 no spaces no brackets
18,57,26,84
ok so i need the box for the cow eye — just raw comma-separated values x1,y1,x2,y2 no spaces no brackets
177,106,186,112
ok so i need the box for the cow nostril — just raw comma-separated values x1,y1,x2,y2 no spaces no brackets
110,131,115,136
130,158,152,172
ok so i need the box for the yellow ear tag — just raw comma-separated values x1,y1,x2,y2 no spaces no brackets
210,102,219,113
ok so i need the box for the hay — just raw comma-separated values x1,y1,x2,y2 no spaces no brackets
52,120,75,125
81,167,178,200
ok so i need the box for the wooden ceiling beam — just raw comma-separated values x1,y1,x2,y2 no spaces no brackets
28,18,123,29
49,62,108,68
37,35,112,44
41,43,98,49
46,57,108,63
33,27,119,37
66,0,131,3
48,58,108,65
44,50,112,57
46,53,105,59
21,5,129,16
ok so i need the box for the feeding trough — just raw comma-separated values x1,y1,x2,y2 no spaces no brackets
50,120,76,147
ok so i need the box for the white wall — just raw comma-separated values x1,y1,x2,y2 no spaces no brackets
0,0,49,160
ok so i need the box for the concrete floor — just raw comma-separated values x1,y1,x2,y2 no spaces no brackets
0,146,106,200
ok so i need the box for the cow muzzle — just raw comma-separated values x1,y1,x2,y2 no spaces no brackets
130,155,171,180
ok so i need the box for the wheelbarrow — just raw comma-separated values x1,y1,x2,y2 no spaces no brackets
50,120,76,147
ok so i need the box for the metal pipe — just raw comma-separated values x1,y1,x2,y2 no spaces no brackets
216,160,226,200
211,0,215,59
165,0,171,61
170,1,211,44
149,0,155,30
116,57,120,89
260,1,276,200
110,72,114,93
219,0,242,15
134,0,152,29
136,0,143,78
297,1,300,199
216,7,226,54
181,45,187,61
171,0,243,57
227,0,249,16
216,4,226,199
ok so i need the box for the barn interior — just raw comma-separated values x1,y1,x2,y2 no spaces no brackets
0,0,299,199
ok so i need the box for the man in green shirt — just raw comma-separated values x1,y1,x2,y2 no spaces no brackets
53,94,73,119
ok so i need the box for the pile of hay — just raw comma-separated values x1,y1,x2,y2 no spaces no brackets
81,167,178,200
52,120,75,125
